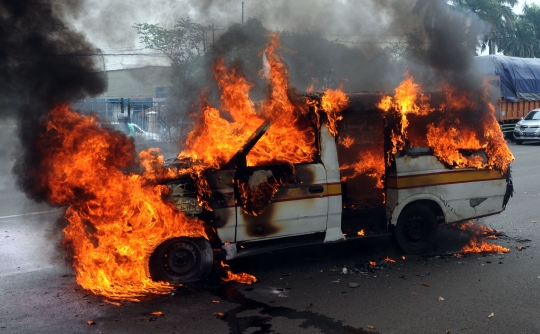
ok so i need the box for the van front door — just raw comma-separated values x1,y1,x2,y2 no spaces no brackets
234,162,329,242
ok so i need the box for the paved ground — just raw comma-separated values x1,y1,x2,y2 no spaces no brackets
1,140,539,334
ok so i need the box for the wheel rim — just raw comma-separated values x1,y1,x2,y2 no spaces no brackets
404,214,428,242
164,242,199,276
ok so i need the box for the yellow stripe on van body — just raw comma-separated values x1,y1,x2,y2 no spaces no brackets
326,182,342,196
270,182,342,203
387,169,503,189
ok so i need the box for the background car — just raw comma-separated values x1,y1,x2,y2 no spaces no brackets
129,123,160,141
513,108,540,145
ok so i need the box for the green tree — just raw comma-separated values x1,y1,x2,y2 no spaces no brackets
522,3,540,38
134,18,210,69
449,0,518,54
499,18,540,57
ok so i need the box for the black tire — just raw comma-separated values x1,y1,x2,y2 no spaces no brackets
149,237,213,284
515,139,523,145
394,203,438,255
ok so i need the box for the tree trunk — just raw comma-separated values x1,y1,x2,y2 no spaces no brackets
489,39,496,55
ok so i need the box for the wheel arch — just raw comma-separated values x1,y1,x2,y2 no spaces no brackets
389,194,446,228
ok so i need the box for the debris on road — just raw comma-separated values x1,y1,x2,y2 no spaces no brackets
438,296,444,301
87,320,95,325
348,283,360,288
488,312,494,318
150,311,163,316
103,300,122,307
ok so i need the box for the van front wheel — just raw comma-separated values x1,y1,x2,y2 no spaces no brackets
394,203,438,255
149,237,213,284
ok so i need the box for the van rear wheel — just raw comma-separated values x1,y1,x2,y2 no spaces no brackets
394,203,438,255
149,237,213,284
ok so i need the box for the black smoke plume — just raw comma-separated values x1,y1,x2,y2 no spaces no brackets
0,0,105,201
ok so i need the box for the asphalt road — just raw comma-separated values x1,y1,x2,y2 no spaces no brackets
1,140,539,334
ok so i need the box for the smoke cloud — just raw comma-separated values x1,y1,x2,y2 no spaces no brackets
0,0,105,200
1,0,494,196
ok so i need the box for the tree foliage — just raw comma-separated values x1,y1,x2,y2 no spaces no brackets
134,18,209,68
449,0,518,54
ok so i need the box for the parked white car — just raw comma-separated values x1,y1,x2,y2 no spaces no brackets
130,123,160,141
513,108,540,145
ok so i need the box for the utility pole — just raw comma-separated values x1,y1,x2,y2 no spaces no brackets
242,2,244,25
96,48,108,120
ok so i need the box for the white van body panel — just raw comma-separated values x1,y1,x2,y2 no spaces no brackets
234,163,329,242
387,154,507,226
319,124,345,243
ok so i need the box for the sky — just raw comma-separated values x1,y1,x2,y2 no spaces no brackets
518,0,540,13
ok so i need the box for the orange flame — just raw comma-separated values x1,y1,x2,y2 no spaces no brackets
338,135,354,148
179,33,317,168
369,261,377,266
340,147,385,189
357,229,365,236
379,72,513,172
179,57,262,169
320,86,349,136
249,33,317,165
39,105,207,300
455,221,509,254
220,261,257,284
461,240,509,254
384,256,396,263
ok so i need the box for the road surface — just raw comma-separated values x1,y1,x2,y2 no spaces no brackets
1,141,539,334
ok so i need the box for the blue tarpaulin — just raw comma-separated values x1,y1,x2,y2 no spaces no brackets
474,55,540,102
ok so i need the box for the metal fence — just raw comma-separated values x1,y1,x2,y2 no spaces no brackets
75,98,169,139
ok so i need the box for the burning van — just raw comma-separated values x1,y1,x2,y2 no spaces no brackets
148,86,514,284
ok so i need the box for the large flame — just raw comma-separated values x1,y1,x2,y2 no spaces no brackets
179,58,263,169
179,33,317,169
39,105,207,300
379,72,513,172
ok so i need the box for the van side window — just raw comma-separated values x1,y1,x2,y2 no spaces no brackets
246,118,319,167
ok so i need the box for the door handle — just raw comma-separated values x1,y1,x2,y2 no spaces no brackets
309,186,324,194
